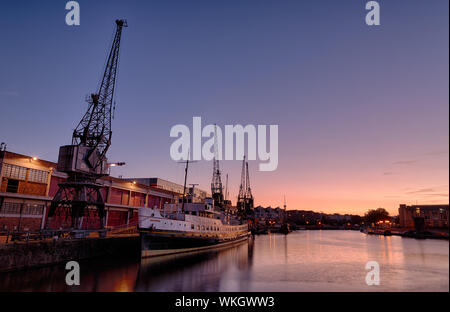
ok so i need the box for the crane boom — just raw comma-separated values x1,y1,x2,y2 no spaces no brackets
57,20,127,178
72,19,128,172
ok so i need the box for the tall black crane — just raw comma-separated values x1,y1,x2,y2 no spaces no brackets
244,161,254,210
47,20,128,233
237,156,254,214
237,156,246,211
211,125,224,209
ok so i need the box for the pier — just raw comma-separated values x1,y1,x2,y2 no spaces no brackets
0,234,139,273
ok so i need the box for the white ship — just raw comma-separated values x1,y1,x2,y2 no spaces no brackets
138,196,249,258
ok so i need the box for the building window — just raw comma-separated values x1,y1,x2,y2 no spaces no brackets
0,202,21,214
28,169,49,184
3,164,27,180
22,204,44,215
6,179,19,193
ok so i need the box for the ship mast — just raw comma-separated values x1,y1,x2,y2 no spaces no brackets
179,149,196,213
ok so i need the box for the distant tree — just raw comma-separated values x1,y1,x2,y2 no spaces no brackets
364,208,389,224
351,215,363,225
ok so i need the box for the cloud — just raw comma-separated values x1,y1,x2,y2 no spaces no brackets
392,159,420,165
422,193,449,197
406,188,435,194
391,151,447,167
0,91,19,96
382,172,398,176
423,150,449,156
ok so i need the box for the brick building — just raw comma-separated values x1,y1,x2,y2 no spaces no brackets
0,150,184,232
398,204,449,230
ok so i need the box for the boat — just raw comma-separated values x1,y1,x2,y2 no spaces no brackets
279,223,291,235
138,157,249,258
138,198,249,258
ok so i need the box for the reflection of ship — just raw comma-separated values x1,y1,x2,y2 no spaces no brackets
135,239,252,291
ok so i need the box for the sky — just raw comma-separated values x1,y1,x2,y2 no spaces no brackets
0,0,448,215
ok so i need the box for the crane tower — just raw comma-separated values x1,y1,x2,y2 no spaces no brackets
211,125,224,209
237,156,254,213
47,20,128,233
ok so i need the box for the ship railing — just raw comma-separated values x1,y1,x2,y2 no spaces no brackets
105,220,139,236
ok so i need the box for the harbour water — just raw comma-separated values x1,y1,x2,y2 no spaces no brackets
0,230,448,292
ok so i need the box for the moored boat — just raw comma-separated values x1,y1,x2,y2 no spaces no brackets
138,197,249,258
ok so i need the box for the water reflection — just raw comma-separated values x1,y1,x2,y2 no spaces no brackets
0,231,447,292
135,239,253,291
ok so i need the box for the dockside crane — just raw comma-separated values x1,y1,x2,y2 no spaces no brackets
236,155,254,220
47,20,128,234
211,125,224,209
237,156,254,214
237,156,246,212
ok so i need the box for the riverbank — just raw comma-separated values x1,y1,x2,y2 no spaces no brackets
0,236,140,272
364,228,449,240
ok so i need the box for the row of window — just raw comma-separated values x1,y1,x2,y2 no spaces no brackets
164,220,245,232
28,168,49,183
0,202,44,215
3,164,27,180
2,163,49,184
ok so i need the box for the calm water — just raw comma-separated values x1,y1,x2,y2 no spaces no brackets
0,231,448,292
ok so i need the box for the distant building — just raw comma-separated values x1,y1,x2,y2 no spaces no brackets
253,206,285,224
132,178,209,202
398,204,449,229
326,213,352,223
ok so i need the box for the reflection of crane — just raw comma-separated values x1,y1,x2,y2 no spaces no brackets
47,20,128,233
211,125,224,208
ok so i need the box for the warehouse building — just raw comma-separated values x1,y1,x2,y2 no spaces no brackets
0,150,183,232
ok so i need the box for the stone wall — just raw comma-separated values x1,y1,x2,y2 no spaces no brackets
0,236,140,272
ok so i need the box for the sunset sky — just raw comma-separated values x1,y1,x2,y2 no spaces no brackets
0,0,448,215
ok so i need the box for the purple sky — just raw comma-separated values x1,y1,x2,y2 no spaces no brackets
0,0,448,215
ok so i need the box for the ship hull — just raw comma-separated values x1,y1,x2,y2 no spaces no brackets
140,230,249,258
